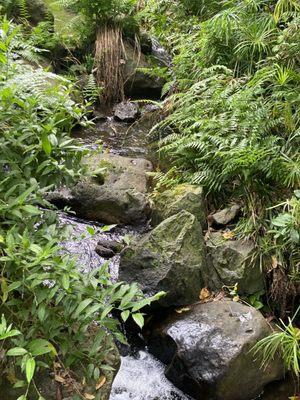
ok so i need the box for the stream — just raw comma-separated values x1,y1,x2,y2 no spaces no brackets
67,112,295,400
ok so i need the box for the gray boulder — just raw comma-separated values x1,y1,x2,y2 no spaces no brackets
119,210,206,307
210,204,241,227
148,300,283,400
114,101,140,122
123,42,165,98
151,184,206,227
48,154,153,225
204,232,264,294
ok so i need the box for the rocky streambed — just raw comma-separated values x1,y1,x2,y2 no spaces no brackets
48,101,296,400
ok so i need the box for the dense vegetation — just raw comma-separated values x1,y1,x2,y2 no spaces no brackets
0,11,161,399
141,0,300,318
0,0,299,397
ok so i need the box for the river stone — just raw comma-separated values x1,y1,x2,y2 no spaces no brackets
48,154,153,225
204,232,263,294
114,101,140,122
119,210,205,307
151,184,205,227
148,300,283,400
210,204,241,227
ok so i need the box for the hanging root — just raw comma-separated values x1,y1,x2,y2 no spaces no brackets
94,24,125,106
268,265,297,319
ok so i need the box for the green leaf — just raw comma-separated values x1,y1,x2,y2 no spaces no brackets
101,224,117,232
61,274,70,291
6,347,28,356
13,380,26,388
28,339,53,356
41,133,52,156
74,298,93,318
1,278,8,303
16,395,27,400
22,205,41,215
87,226,95,235
132,313,144,329
26,357,35,383
0,329,21,340
121,310,130,322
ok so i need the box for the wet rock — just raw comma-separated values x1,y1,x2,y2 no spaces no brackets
210,204,241,227
48,154,153,225
114,101,140,122
151,184,205,227
97,239,123,253
139,32,153,55
119,210,205,307
95,239,124,258
95,245,116,258
123,42,165,99
204,232,264,294
148,300,284,400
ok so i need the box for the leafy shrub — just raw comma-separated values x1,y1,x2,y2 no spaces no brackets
0,17,163,398
253,306,300,377
143,0,300,316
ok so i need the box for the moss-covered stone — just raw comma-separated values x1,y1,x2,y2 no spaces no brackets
119,210,206,307
151,184,206,227
48,154,153,225
204,232,264,294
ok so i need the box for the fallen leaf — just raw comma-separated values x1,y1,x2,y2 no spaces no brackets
233,295,240,302
223,231,235,240
199,287,210,301
175,307,190,314
84,394,95,400
54,375,65,383
96,376,106,390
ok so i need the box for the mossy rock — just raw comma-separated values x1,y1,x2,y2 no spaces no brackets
204,232,264,295
48,154,153,225
151,184,206,227
119,210,206,307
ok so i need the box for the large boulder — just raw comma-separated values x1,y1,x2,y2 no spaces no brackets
48,154,153,225
119,210,206,307
148,300,283,400
7,0,54,26
151,184,206,227
123,42,165,99
204,232,264,294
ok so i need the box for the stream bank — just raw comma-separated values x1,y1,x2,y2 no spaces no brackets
49,106,296,400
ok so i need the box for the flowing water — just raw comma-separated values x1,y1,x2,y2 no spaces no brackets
67,112,295,400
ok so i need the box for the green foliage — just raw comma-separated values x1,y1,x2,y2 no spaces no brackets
143,0,300,315
0,17,164,397
253,306,300,376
